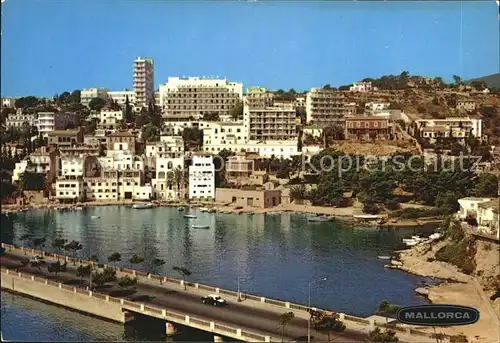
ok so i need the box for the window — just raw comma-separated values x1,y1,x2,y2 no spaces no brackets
365,122,370,128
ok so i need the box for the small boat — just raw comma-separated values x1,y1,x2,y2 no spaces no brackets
428,233,442,240
73,207,84,211
308,216,334,222
207,209,216,213
199,207,209,212
192,225,210,229
405,240,419,247
377,256,391,260
177,207,185,211
91,215,100,219
132,203,154,209
184,214,197,219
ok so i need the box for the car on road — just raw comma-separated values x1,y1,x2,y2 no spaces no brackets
201,294,227,306
29,256,44,263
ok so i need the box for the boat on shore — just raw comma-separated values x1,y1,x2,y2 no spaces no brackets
377,256,391,260
308,215,334,222
132,203,154,209
192,225,210,229
184,214,197,219
402,235,426,247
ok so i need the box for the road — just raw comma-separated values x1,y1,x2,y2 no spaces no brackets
1,252,366,342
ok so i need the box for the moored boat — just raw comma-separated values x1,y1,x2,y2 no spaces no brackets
192,225,210,229
132,203,154,209
199,207,209,212
177,207,185,211
308,215,334,222
377,256,391,260
184,214,197,219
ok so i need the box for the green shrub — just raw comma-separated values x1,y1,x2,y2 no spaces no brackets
435,235,476,274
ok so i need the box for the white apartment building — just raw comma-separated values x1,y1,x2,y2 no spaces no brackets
81,88,109,107
100,109,123,123
202,121,248,153
133,57,154,107
244,101,298,141
12,160,29,183
84,152,147,201
203,140,302,159
107,90,134,106
27,148,54,174
55,156,85,202
35,112,78,137
456,99,476,112
365,102,390,111
415,116,482,138
1,97,16,108
189,155,215,201
306,88,356,125
5,110,36,128
162,121,199,136
154,156,185,200
94,109,122,137
99,150,144,171
146,136,184,158
476,200,500,239
457,197,494,219
158,77,243,119
12,147,57,182
350,82,373,92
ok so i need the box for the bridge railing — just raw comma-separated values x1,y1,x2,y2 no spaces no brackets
1,268,274,342
0,243,401,333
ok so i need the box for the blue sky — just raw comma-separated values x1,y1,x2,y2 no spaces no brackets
1,1,499,97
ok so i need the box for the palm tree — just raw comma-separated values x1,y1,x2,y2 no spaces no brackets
64,240,83,265
48,261,63,276
430,327,447,343
315,314,346,342
279,311,295,342
151,258,166,279
376,300,400,330
166,171,174,191
172,266,191,290
76,265,91,285
107,252,121,270
174,166,184,200
32,237,46,251
19,234,33,253
129,254,144,269
52,238,67,261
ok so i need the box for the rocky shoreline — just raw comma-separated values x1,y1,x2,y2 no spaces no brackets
388,239,500,343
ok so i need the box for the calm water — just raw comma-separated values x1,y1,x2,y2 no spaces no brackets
1,206,432,341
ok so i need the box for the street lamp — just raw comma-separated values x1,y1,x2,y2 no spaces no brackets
308,277,327,343
237,264,242,302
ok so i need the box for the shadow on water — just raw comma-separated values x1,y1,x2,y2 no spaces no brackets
126,313,231,342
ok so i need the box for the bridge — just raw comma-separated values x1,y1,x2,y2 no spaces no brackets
0,243,435,342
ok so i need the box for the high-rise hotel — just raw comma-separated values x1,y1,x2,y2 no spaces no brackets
133,57,154,107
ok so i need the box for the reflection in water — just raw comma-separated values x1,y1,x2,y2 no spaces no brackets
1,292,214,341
2,207,431,317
